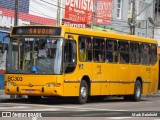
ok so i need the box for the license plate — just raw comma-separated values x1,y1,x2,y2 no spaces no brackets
26,90,35,93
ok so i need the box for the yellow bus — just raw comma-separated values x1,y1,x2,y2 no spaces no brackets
4,25,158,104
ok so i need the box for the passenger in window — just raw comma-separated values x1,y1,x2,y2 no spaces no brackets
79,49,86,61
106,52,113,62
86,50,92,61
120,55,125,63
125,44,129,51
98,53,104,62
46,48,55,58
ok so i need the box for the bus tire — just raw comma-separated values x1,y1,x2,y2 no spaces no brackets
28,96,41,103
76,80,88,104
131,80,142,101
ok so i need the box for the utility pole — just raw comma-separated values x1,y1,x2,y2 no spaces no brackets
14,0,19,26
156,0,159,19
130,0,136,35
57,0,61,25
10,0,19,99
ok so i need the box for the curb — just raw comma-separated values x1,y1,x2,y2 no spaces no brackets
0,90,5,94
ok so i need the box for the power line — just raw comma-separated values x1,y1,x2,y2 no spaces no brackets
32,0,58,11
27,0,154,35
135,0,156,19
30,0,147,33
37,0,131,24
29,7,56,19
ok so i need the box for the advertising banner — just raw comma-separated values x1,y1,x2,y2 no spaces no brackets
96,0,113,24
62,18,88,28
64,0,94,27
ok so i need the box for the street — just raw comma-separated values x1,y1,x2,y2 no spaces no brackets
0,95,160,120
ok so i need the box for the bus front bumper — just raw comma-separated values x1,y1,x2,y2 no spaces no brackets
5,85,63,96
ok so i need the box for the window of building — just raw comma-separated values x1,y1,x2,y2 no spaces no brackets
78,36,92,61
118,41,129,64
117,0,122,19
93,38,105,62
130,42,140,64
106,39,118,63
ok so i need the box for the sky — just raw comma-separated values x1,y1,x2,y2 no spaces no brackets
29,0,58,19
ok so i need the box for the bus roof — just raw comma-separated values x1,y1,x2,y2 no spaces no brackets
11,25,157,44
61,25,157,44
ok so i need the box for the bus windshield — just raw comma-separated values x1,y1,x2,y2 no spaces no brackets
6,37,63,74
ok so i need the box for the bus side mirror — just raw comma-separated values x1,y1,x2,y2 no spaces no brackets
0,43,5,55
2,43,6,54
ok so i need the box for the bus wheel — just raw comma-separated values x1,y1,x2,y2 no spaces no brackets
76,80,88,104
132,80,142,101
28,96,41,103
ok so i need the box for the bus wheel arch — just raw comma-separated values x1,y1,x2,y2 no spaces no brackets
76,76,90,104
124,77,142,101
132,78,142,101
81,76,91,95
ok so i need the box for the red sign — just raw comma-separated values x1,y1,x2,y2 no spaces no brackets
64,0,94,25
0,8,56,26
63,19,87,28
96,0,113,24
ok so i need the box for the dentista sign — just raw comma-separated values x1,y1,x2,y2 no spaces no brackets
65,0,94,25
65,0,94,11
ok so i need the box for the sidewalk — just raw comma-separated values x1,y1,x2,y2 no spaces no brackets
152,90,160,97
0,90,10,99
0,89,160,99
0,90,28,100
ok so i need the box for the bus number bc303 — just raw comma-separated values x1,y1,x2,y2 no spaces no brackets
8,76,23,81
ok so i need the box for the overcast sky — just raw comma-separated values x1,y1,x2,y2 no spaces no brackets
29,0,58,19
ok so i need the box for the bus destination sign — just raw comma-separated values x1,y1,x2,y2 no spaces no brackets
11,26,61,36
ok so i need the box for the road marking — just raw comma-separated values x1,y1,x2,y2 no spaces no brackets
18,108,62,111
105,117,132,119
32,117,37,120
38,105,128,111
0,106,28,110
0,103,128,112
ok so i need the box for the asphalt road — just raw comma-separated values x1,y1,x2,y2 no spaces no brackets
0,95,160,120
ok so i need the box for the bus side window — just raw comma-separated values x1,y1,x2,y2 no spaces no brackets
64,40,76,73
130,42,140,64
118,41,129,64
140,43,150,65
78,36,92,61
150,44,157,65
106,39,118,63
93,38,105,62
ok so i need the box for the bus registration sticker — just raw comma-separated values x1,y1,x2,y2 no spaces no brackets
26,90,35,93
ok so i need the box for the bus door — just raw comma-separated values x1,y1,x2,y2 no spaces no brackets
118,41,130,94
78,36,93,95
140,43,152,93
149,44,158,93
63,37,79,96
92,38,106,95
106,39,119,95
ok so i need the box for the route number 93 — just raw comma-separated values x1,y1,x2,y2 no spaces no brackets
8,76,23,81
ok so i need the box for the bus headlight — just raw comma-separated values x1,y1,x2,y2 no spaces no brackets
52,83,56,87
13,83,16,86
8,82,12,86
46,83,56,87
46,83,50,87
8,82,16,86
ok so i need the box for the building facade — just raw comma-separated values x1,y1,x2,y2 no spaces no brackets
97,0,155,39
0,0,157,39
